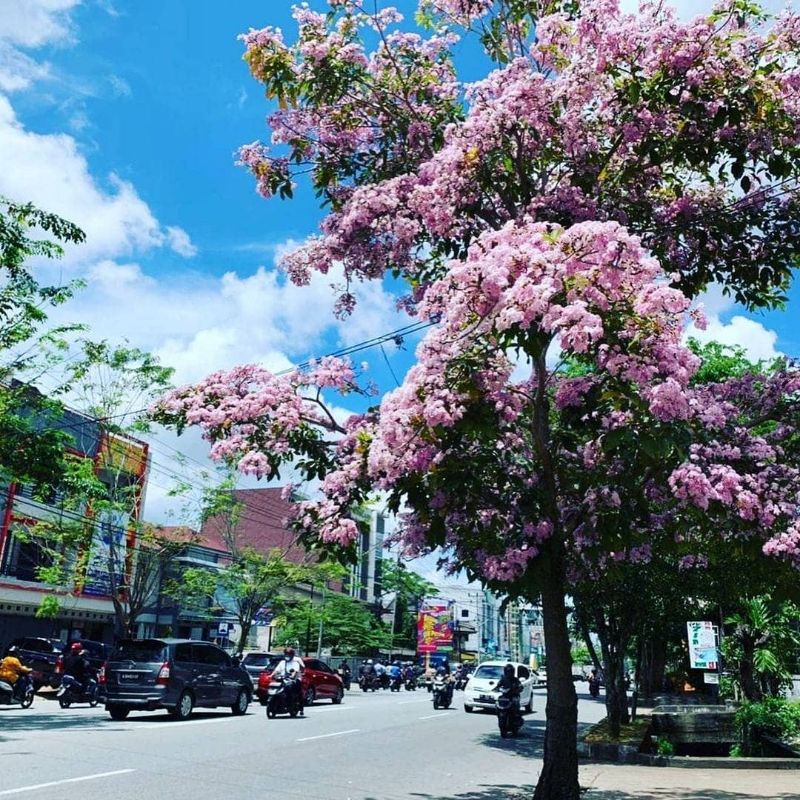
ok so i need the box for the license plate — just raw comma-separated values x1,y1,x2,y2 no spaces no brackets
119,673,138,681
479,694,495,703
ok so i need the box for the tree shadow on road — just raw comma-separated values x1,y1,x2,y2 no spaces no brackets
581,789,800,800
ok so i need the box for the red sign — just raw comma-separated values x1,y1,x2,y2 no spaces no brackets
417,601,453,653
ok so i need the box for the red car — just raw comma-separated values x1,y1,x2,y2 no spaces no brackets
256,657,344,706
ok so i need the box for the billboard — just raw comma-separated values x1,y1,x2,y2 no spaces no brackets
82,509,128,597
687,620,719,670
417,600,453,653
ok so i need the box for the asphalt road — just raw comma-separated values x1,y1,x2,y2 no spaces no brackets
0,685,607,800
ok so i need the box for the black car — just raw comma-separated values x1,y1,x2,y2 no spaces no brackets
4,637,64,690
103,638,252,721
54,640,111,687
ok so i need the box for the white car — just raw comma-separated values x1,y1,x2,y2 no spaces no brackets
463,660,534,713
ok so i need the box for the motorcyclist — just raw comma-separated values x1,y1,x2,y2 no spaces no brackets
361,658,376,689
495,663,523,723
434,666,454,704
338,660,351,689
63,643,93,693
271,647,305,716
0,647,32,700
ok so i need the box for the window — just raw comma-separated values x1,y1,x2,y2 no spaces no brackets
461,609,470,618
304,659,322,671
174,643,193,663
518,666,530,680
316,661,333,673
473,665,504,680
112,640,167,663
193,644,229,666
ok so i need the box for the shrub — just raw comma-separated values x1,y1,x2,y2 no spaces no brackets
735,698,800,755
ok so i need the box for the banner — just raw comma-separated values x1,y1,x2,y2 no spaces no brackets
687,620,719,670
83,509,128,597
417,600,453,653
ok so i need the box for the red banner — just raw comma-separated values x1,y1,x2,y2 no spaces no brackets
417,601,453,653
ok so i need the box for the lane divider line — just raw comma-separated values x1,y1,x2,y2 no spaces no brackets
0,769,135,796
418,712,453,720
297,728,360,742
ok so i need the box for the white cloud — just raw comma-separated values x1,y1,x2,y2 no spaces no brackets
0,95,196,262
0,0,79,91
165,226,198,258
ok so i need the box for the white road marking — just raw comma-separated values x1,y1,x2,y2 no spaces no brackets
297,728,360,742
418,712,452,720
129,715,248,730
398,699,429,705
0,769,135,796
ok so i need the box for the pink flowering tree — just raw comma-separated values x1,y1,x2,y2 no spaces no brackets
154,3,800,798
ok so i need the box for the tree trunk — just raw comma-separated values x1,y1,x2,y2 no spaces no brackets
533,558,580,800
640,636,667,697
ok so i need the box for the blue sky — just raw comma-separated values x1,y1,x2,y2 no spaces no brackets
0,0,797,527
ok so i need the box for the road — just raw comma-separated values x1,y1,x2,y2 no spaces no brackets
0,685,607,800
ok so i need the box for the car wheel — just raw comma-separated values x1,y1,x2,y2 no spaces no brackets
304,686,316,707
464,704,474,713
171,691,194,721
108,706,130,721
231,689,249,716
332,687,343,705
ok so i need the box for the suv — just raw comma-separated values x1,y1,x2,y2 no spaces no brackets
240,652,280,687
256,657,344,706
54,640,111,687
4,637,64,690
103,638,252,721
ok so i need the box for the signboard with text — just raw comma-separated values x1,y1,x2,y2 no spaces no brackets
417,600,453,654
687,620,719,670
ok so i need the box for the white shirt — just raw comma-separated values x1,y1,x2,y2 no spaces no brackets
272,656,305,678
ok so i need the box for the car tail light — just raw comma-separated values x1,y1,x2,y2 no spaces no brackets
55,655,64,674
156,661,171,686
258,671,271,690
98,662,106,684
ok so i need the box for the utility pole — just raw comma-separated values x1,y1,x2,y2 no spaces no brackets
316,585,326,657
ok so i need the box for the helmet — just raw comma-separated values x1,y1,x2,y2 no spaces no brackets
70,642,82,655
504,663,515,677
366,659,373,665
436,667,445,675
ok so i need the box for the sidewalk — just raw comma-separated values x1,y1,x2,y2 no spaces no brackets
580,763,800,799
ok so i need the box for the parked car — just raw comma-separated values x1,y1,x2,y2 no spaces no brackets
535,668,547,686
3,637,64,690
102,638,252,721
256,656,344,706
54,640,111,687
463,660,534,713
240,652,280,687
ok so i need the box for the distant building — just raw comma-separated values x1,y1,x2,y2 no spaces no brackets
0,403,149,649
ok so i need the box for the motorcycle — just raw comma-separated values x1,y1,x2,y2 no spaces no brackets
337,667,352,691
389,673,403,692
496,687,523,738
0,674,34,709
57,674,100,708
453,673,468,691
359,672,378,692
403,673,417,691
432,675,453,710
588,675,601,698
266,675,302,718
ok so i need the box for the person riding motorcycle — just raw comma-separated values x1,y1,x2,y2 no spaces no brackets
63,643,93,693
495,663,523,723
0,648,32,700
272,647,305,716
433,666,454,704
360,659,376,689
337,660,351,689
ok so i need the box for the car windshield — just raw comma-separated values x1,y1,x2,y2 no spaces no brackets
473,665,505,680
243,653,274,667
111,640,167,662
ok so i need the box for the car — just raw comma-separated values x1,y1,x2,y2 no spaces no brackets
463,660,534,714
240,651,281,687
256,656,344,706
102,638,252,721
535,668,547,686
54,640,111,687
4,637,64,690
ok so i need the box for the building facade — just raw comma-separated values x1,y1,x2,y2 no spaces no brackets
0,406,149,650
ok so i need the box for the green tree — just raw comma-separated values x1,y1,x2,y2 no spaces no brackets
725,597,800,701
275,592,391,655
379,559,436,650
0,197,85,490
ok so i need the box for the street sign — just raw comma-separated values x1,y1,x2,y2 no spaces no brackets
704,672,720,685
218,622,230,636
687,621,719,670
